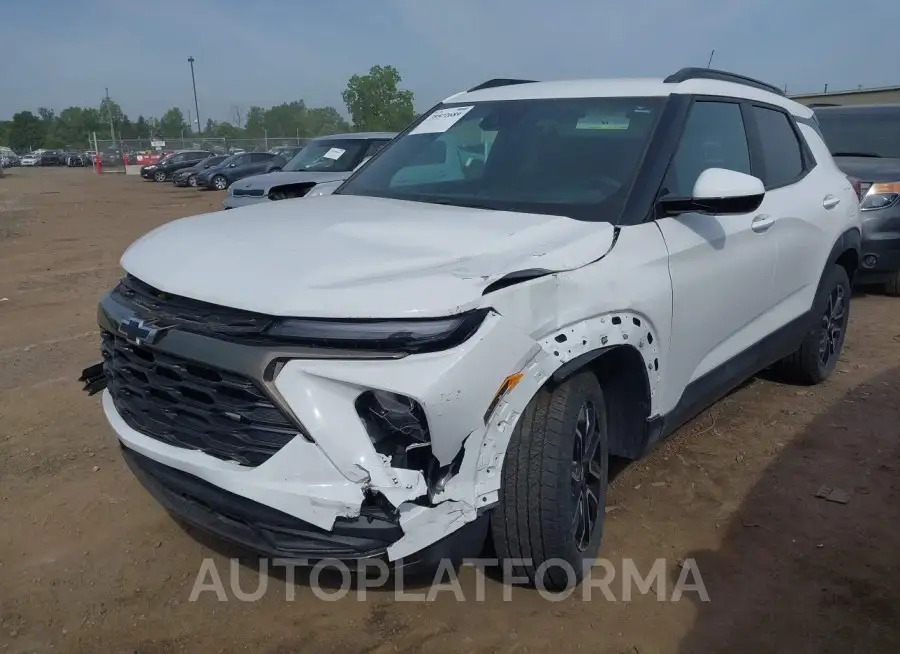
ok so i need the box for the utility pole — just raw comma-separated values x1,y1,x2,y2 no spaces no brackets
706,49,715,68
188,57,202,136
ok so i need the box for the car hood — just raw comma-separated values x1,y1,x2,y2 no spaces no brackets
120,195,616,318
231,170,351,192
832,156,900,183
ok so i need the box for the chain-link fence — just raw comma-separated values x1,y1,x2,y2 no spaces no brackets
93,136,313,172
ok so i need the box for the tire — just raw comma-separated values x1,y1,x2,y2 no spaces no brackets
778,264,851,384
212,175,227,190
491,371,609,591
884,271,900,297
153,169,166,182
188,174,198,188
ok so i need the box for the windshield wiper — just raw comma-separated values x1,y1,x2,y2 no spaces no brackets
831,151,882,158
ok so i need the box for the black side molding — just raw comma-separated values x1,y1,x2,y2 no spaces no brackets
79,362,107,396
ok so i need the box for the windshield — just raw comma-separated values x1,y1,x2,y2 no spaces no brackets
283,139,367,172
816,109,900,159
337,97,664,220
204,155,228,166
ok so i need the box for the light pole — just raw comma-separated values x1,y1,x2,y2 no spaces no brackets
188,56,202,136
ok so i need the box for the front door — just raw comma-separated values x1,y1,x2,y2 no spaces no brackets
655,99,777,415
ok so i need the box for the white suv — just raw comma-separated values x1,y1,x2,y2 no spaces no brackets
81,68,861,589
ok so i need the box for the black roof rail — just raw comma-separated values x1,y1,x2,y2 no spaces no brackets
807,103,841,108
467,78,538,93
664,67,785,97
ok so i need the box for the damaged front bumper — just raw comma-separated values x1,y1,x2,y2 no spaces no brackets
84,289,546,563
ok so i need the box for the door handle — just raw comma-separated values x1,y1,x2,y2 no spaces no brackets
823,195,841,209
751,214,774,233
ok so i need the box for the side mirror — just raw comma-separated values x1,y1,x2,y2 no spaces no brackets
659,168,765,216
229,163,237,168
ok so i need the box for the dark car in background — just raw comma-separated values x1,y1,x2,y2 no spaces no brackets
171,155,229,187
39,150,63,166
140,149,212,182
194,152,285,190
66,152,87,167
815,104,900,295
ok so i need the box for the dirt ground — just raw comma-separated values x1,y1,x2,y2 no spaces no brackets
1,168,899,654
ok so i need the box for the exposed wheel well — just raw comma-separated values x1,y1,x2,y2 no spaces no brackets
552,345,651,460
835,248,858,286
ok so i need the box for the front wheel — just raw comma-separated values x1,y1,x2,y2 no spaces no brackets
188,174,198,188
153,170,166,182
778,264,851,384
491,372,609,591
212,175,227,190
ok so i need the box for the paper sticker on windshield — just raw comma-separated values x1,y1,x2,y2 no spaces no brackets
410,106,475,135
323,147,346,160
577,114,630,130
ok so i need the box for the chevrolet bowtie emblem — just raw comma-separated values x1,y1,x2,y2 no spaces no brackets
118,317,172,346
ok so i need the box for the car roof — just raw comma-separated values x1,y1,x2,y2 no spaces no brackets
444,77,813,119
311,132,397,142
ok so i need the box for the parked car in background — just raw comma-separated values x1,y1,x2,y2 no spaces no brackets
172,155,230,187
815,104,900,295
20,153,40,167
66,152,88,167
140,150,213,182
40,150,63,166
195,152,285,190
0,146,18,167
223,132,395,209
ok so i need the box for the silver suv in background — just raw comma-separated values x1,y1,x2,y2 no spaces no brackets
222,132,396,209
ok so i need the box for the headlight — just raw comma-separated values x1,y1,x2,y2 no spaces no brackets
264,309,489,353
861,182,900,211
145,165,157,170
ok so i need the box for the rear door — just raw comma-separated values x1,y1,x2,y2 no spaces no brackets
745,104,846,327
248,152,274,174
655,98,777,410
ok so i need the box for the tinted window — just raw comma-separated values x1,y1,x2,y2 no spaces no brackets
752,106,804,188
250,152,274,162
231,154,250,166
665,101,751,197
815,108,900,159
338,97,664,221
365,140,390,158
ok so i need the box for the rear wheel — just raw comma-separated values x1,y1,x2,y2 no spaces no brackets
212,175,227,190
491,372,608,591
153,169,166,182
778,264,850,384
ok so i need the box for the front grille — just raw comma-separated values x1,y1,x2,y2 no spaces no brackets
232,188,265,197
111,275,272,337
101,331,297,466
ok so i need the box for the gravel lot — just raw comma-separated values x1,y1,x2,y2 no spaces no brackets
1,167,899,654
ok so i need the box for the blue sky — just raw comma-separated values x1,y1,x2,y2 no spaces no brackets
2,0,898,123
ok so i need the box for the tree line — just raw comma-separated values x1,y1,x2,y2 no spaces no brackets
0,65,416,152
